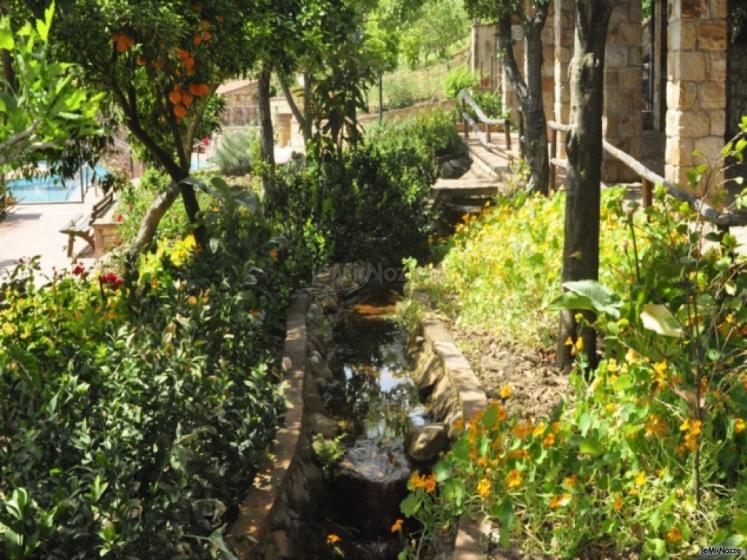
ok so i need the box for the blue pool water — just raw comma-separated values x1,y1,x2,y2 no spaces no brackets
8,165,108,204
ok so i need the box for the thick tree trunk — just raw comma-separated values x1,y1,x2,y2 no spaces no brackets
497,10,550,195
257,64,275,195
557,0,614,369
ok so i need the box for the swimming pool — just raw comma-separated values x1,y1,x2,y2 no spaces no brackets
8,165,108,204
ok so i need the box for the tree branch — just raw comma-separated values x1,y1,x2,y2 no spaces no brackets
279,74,309,143
497,13,528,102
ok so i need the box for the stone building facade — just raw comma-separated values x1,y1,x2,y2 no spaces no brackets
472,0,745,189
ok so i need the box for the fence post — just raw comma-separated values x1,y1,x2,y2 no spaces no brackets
641,177,653,209
462,98,468,139
518,110,525,159
504,117,511,152
486,120,491,144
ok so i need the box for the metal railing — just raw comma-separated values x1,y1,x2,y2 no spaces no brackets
548,120,747,231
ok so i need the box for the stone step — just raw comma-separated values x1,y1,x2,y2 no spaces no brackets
463,138,510,179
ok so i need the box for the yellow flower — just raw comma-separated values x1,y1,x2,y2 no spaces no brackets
506,469,523,489
736,418,745,434
2,323,16,336
532,421,547,437
634,471,646,487
604,403,617,414
613,494,623,511
476,478,492,498
390,518,404,533
327,533,341,544
543,433,556,447
575,337,584,352
607,358,619,373
562,475,578,489
187,295,198,306
549,493,571,509
625,348,639,364
270,248,279,261
499,384,512,399
666,526,682,543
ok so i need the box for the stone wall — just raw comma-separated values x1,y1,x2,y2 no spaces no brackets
665,0,728,187
541,1,556,127
603,0,644,183
553,0,574,159
472,23,501,92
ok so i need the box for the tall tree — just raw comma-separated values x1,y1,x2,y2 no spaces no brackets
556,0,614,368
465,0,550,195
46,0,258,251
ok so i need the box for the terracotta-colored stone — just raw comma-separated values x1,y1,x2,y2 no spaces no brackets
698,22,727,51
667,81,698,111
681,0,706,19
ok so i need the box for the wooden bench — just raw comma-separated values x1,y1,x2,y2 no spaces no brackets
60,192,115,257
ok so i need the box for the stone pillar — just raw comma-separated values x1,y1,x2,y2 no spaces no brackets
653,0,668,130
665,0,728,187
472,23,501,92
553,0,574,157
603,0,644,183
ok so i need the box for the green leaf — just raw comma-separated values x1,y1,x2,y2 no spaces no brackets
494,498,514,548
579,439,604,457
551,280,621,319
640,304,683,338
733,512,747,535
400,493,420,517
0,29,14,51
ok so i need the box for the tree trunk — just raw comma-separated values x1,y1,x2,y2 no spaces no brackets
557,0,614,369
497,10,550,195
257,63,275,195
279,74,311,145
128,181,182,254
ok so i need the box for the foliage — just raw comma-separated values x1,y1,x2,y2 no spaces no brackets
399,0,470,68
466,90,506,121
401,190,747,557
312,434,346,476
0,4,104,170
267,110,459,264
0,184,299,558
405,190,632,347
443,67,478,99
211,128,260,177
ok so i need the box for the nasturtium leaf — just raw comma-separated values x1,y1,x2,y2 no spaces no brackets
640,303,683,338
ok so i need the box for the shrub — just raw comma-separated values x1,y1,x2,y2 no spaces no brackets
211,127,259,176
443,67,478,99
0,184,297,558
469,90,505,120
266,110,459,264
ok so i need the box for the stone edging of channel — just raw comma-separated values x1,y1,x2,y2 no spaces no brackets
409,291,489,559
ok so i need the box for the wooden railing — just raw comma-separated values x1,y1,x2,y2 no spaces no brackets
548,120,747,231
457,89,519,156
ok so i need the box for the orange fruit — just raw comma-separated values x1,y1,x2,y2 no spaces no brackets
183,57,195,71
177,48,190,60
190,83,209,97
168,88,183,105
182,92,194,107
174,104,188,119
193,34,202,46
202,31,212,42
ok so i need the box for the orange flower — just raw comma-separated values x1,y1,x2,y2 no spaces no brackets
613,494,623,511
543,433,556,447
390,519,403,533
666,526,682,543
512,419,533,440
326,533,341,545
562,475,577,489
549,493,571,509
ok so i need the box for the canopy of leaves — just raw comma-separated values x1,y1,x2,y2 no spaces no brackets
0,3,104,171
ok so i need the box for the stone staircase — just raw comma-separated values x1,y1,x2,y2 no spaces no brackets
431,132,519,218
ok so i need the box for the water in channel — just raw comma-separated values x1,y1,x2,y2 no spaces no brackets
305,285,428,559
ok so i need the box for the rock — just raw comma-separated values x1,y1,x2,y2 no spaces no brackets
309,413,339,439
331,439,411,533
439,155,471,179
406,423,449,463
308,351,333,381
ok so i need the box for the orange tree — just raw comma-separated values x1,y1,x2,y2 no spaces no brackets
45,0,260,250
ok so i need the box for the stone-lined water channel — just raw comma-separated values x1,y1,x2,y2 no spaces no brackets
302,284,438,559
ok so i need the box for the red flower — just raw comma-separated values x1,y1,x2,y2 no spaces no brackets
72,263,87,277
114,214,125,223
99,271,124,289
